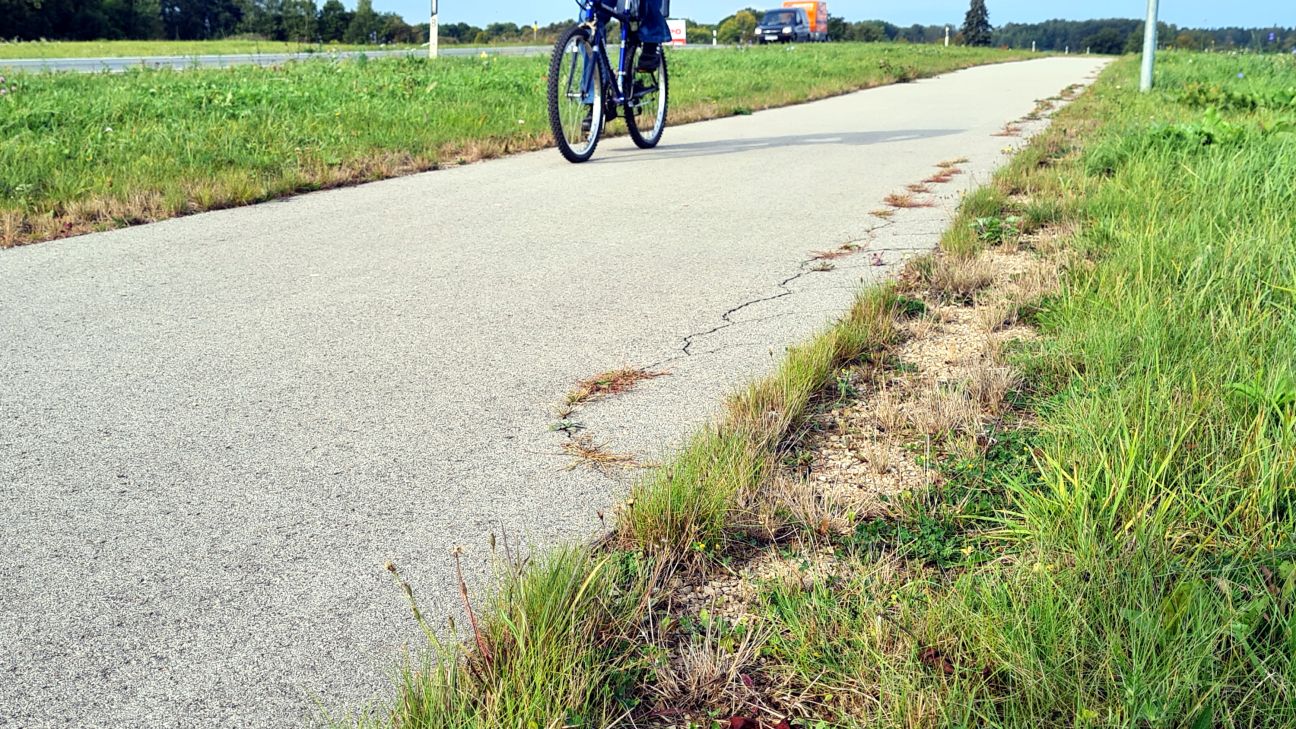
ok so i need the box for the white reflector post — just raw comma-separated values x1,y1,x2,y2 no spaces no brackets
1140,0,1159,91
429,0,439,58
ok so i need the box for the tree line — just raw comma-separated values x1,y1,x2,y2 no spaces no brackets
4,0,1293,53
995,19,1296,54
0,0,425,44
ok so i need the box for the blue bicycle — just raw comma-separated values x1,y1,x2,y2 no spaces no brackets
547,0,670,163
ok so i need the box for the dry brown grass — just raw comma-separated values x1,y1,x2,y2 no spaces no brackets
870,208,897,220
977,299,1021,333
561,434,640,472
921,253,997,303
906,183,933,194
745,473,850,540
853,440,900,476
967,363,1020,415
883,192,935,209
925,167,963,184
810,243,861,261
993,123,1024,137
938,157,970,168
871,385,908,434
649,620,767,715
906,381,980,437
566,367,668,408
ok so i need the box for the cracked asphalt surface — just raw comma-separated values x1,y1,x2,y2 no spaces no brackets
0,56,1108,727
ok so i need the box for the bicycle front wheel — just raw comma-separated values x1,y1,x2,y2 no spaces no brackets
548,26,604,163
626,46,669,149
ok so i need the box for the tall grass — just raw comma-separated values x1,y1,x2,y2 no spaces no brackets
363,547,652,729
755,51,1296,727
0,43,1027,246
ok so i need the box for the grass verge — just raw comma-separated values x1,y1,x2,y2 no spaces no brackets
744,51,1296,727
0,43,1027,247
0,39,417,59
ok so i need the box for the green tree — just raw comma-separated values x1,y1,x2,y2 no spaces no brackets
962,0,991,46
1082,27,1126,54
378,12,413,43
826,15,847,41
717,10,756,44
281,0,316,41
316,0,349,42
343,0,381,43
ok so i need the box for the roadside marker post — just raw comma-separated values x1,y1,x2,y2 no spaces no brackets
1140,0,1159,91
429,0,439,58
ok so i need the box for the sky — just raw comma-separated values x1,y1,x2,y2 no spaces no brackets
378,1,1292,29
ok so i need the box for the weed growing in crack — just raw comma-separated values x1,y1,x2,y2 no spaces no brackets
884,192,935,209
810,243,862,261
566,368,668,409
562,434,640,472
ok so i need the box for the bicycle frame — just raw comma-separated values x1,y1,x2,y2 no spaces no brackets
577,1,635,108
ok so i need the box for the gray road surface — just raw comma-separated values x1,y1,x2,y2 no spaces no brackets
0,57,1109,727
0,45,550,73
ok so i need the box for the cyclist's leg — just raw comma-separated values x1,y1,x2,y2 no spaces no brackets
578,42,598,131
639,1,670,43
637,1,670,70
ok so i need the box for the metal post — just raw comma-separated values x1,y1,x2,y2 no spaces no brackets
1140,0,1159,91
944,26,950,47
429,0,439,58
713,29,717,46
1031,40,1036,52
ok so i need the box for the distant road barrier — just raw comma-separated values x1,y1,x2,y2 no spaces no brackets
0,43,730,74
0,46,550,73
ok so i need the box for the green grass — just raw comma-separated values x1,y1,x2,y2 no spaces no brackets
0,39,415,59
753,51,1296,727
0,43,1027,246
361,548,653,729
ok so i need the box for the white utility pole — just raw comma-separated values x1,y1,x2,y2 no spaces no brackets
429,0,439,58
944,26,950,47
1031,40,1036,52
1140,0,1159,91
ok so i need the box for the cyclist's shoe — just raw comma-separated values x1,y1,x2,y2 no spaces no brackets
637,43,662,72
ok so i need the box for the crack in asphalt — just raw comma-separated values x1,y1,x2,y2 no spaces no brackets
668,219,900,362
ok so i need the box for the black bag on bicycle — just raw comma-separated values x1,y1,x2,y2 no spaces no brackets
601,0,670,20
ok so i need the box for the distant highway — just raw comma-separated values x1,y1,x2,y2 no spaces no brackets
0,45,551,73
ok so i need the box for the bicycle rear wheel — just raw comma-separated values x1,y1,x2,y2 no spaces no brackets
625,46,669,149
548,26,604,163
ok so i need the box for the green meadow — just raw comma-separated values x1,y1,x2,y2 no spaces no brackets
0,43,1025,246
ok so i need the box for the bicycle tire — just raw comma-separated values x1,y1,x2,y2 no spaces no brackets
548,25,603,163
625,48,669,149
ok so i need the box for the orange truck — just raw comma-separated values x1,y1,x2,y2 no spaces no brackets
782,1,828,41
